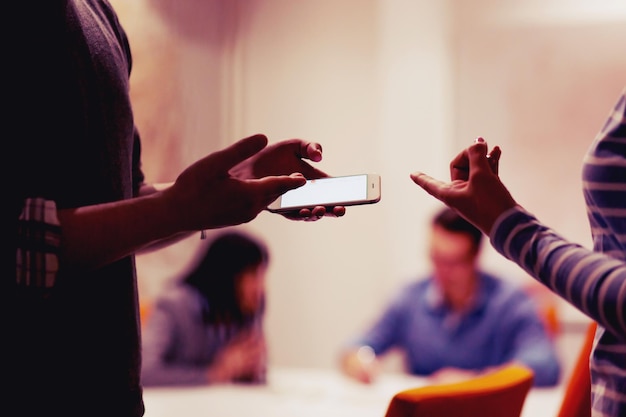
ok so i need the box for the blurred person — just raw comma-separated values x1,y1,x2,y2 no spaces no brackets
411,87,625,416
7,2,344,416
340,207,560,387
142,231,270,386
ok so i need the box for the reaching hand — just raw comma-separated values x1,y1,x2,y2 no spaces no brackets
208,331,266,383
163,134,308,231
341,346,380,384
229,135,346,220
410,138,517,235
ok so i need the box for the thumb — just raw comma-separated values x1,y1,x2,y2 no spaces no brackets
257,173,307,203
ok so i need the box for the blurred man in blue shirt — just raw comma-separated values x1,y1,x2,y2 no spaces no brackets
340,207,560,387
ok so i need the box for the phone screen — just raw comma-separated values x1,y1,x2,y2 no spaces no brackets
279,174,367,208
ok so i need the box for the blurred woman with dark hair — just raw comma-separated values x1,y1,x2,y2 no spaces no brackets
141,230,269,386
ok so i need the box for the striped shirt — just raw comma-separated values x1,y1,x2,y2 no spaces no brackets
491,87,626,417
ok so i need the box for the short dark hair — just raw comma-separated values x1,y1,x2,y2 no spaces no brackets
432,207,483,252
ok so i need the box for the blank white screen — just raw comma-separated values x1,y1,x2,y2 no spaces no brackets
280,175,367,208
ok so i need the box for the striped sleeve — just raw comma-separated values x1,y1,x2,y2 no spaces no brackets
492,88,626,416
491,207,626,340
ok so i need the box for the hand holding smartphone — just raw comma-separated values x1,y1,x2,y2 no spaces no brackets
267,174,381,213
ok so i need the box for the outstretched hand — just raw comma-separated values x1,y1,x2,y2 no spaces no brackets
164,134,309,231
410,138,517,235
229,135,346,220
208,331,266,383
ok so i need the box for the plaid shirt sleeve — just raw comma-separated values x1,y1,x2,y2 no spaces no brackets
16,198,62,288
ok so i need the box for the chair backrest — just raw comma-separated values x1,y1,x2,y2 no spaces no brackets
556,321,597,417
384,365,534,417
139,300,153,327
524,282,561,338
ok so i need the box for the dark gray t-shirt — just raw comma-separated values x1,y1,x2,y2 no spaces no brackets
7,1,145,415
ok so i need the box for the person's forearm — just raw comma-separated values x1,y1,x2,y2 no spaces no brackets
341,346,378,383
515,353,560,387
56,188,187,271
136,182,194,253
511,336,561,387
142,362,209,387
491,207,626,339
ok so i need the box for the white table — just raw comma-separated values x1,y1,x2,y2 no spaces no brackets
143,367,564,417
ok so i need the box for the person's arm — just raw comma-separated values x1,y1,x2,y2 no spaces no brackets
426,367,484,385
340,345,380,384
428,292,561,387
49,134,337,272
492,207,626,340
131,182,192,253
340,294,407,383
205,330,267,384
140,301,210,387
410,139,626,340
498,293,561,386
141,292,267,386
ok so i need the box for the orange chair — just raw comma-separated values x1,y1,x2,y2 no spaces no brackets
524,282,561,338
556,321,597,417
139,300,153,327
384,364,534,417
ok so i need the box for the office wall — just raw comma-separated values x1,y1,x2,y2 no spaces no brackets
111,0,243,298
111,0,626,374
451,0,626,323
230,0,454,369
115,0,454,370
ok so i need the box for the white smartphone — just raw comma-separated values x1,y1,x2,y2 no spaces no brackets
267,174,381,213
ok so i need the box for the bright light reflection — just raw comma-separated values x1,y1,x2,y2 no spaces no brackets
491,0,626,25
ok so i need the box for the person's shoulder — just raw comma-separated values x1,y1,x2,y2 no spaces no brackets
480,272,533,304
82,0,132,52
390,278,431,303
156,283,202,309
399,277,430,292
479,275,546,328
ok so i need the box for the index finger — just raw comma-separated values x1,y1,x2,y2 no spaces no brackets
211,134,269,174
409,172,448,203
